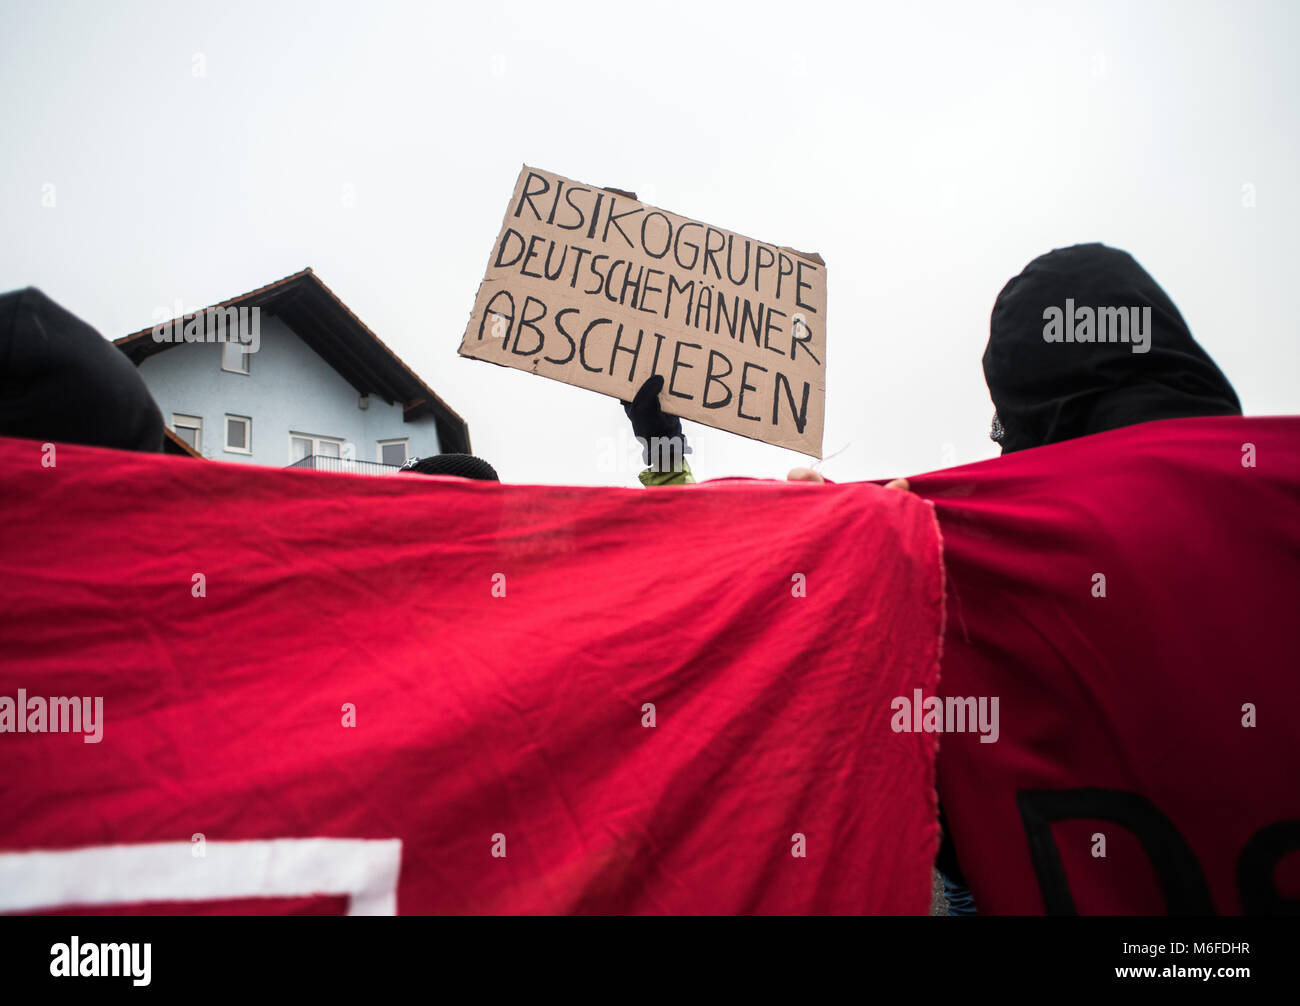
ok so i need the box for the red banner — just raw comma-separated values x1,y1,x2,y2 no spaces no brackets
0,437,944,915
912,416,1300,914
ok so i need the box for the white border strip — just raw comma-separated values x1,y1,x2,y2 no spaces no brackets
0,839,402,916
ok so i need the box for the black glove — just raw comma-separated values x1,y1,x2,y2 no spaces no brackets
621,375,691,468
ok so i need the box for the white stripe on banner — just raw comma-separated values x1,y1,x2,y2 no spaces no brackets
0,838,403,916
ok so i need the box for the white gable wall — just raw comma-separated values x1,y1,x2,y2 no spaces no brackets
136,314,441,465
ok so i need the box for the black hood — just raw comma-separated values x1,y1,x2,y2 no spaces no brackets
983,243,1241,454
0,287,163,453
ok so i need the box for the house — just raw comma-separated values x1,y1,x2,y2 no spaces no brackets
115,269,469,473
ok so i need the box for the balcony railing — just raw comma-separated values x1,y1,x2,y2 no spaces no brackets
287,455,403,476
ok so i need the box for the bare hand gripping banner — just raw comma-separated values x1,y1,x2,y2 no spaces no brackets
458,166,828,457
0,437,940,915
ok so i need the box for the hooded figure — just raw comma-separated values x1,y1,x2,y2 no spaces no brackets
983,244,1241,454
941,243,1244,916
0,287,163,452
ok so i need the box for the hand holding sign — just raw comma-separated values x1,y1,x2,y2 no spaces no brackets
622,375,690,470
458,166,827,457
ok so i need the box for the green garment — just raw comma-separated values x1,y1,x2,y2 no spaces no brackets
638,462,694,487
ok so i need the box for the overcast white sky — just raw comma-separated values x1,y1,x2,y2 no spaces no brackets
2,0,1296,485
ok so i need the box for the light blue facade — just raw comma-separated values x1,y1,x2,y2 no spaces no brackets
137,314,441,466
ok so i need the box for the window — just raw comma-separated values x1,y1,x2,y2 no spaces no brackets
378,439,409,467
224,415,252,454
221,340,249,375
289,433,345,462
172,414,202,452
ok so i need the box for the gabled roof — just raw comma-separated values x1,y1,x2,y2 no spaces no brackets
115,268,470,454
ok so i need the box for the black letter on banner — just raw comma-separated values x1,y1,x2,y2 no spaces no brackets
1016,788,1214,915
513,172,550,220
791,314,820,364
494,229,526,269
650,332,667,377
776,252,794,300
773,372,810,434
754,245,775,294
585,255,610,296
1237,820,1300,915
641,212,672,259
738,362,768,422
702,350,733,409
765,308,787,357
579,318,613,374
608,324,643,383
703,228,725,280
543,241,569,281
546,308,579,365
739,299,764,347
603,200,644,249
668,341,701,400
512,297,547,356
559,187,591,231
478,290,516,342
604,261,627,304
725,236,751,286
545,180,564,224
795,259,819,312
665,275,694,322
520,235,546,278
674,222,702,271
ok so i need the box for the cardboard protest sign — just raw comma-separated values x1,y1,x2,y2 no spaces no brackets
458,166,827,457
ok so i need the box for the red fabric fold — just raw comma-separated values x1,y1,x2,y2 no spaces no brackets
910,416,1300,914
0,436,944,915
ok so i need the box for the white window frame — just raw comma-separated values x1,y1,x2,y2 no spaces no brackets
377,439,409,466
221,339,250,375
289,432,346,463
224,414,252,455
172,414,203,452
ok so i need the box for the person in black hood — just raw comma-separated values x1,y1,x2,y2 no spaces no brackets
785,243,1245,913
0,287,164,453
930,242,1244,916
983,243,1241,454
